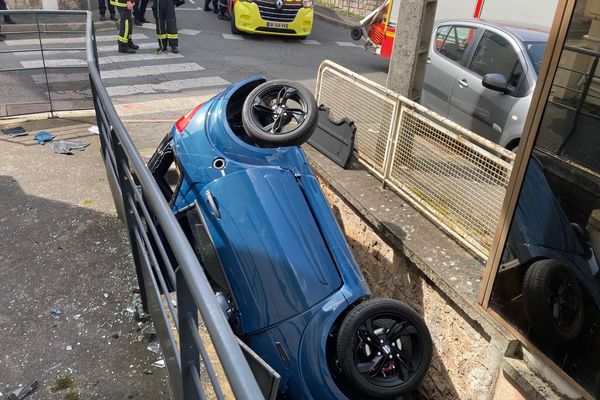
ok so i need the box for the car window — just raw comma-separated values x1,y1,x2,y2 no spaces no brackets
470,30,521,86
437,26,478,63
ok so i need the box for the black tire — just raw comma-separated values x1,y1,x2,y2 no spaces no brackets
351,25,363,41
523,260,585,343
242,80,318,147
336,298,432,399
230,8,241,34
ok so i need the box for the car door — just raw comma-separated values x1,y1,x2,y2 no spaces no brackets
448,29,525,143
422,25,479,117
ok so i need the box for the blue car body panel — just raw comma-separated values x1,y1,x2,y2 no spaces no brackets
168,76,370,398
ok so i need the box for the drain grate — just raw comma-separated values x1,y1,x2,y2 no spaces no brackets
4,102,52,117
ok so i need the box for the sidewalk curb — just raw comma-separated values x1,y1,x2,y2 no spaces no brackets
314,5,357,30
3,20,117,33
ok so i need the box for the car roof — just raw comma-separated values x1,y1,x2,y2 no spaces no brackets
436,18,549,43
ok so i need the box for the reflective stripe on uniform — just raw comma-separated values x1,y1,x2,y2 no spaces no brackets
119,19,130,43
110,0,129,6
157,33,167,39
166,33,178,39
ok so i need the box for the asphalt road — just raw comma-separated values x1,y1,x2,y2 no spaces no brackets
0,9,390,114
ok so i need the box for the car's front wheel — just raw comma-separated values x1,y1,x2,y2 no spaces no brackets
336,298,432,399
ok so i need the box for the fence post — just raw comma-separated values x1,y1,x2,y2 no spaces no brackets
177,269,201,400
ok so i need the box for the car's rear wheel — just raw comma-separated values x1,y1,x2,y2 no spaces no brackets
242,80,318,147
336,298,432,399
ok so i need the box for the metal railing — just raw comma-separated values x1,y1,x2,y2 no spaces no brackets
544,45,600,172
0,9,263,399
0,10,95,117
316,60,515,260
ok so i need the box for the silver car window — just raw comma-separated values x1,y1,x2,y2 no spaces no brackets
469,30,521,85
436,26,477,63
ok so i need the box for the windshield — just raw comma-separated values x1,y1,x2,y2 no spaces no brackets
524,41,547,74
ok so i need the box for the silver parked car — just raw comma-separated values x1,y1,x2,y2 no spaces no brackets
421,19,548,150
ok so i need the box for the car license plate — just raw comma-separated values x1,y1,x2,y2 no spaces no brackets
266,21,288,29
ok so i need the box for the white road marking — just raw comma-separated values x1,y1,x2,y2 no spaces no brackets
137,23,158,30
300,39,320,45
178,28,202,35
222,33,244,40
4,33,148,46
101,76,230,96
31,62,205,84
189,0,196,3
21,52,184,68
176,7,203,10
17,42,158,57
335,41,361,47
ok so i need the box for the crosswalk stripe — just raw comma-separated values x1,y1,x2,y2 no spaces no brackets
335,41,361,47
101,76,230,96
222,33,244,40
4,33,148,47
300,39,320,45
17,42,158,57
178,28,202,36
31,62,206,84
21,53,184,68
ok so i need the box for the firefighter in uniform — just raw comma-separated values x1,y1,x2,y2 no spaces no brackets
111,0,140,53
152,0,179,53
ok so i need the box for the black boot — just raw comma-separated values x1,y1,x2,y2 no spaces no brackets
134,17,143,26
171,46,179,54
128,41,139,49
141,16,150,22
119,45,136,53
110,14,118,21
99,14,106,21
0,32,6,41
4,15,16,24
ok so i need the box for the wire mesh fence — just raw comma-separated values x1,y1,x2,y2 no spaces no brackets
316,60,514,259
0,12,93,117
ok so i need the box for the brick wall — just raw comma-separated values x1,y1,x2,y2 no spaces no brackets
320,0,382,17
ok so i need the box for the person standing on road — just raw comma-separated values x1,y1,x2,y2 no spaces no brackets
98,0,117,21
134,0,150,26
152,0,179,54
111,0,140,53
0,0,15,24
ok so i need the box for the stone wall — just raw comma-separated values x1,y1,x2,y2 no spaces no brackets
318,177,506,399
320,0,382,18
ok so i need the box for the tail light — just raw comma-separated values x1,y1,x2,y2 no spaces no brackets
175,103,205,133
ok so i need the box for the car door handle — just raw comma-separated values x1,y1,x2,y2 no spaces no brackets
457,79,469,88
205,190,221,219
426,57,431,64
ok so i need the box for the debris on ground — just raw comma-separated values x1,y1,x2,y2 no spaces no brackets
3,379,38,400
63,391,80,400
140,322,157,341
147,341,160,354
50,308,62,317
151,359,165,369
34,131,54,144
48,140,90,155
1,126,28,138
50,373,75,393
88,126,99,135
0,126,27,136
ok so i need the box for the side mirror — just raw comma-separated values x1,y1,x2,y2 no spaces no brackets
482,73,509,94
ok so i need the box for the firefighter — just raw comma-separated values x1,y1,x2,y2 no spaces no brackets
111,0,140,53
152,0,179,54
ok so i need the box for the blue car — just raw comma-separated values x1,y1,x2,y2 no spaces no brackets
499,157,600,343
149,77,432,399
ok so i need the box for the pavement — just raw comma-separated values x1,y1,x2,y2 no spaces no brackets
0,115,170,399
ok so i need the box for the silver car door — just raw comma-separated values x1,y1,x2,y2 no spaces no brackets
422,25,474,117
448,29,523,143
